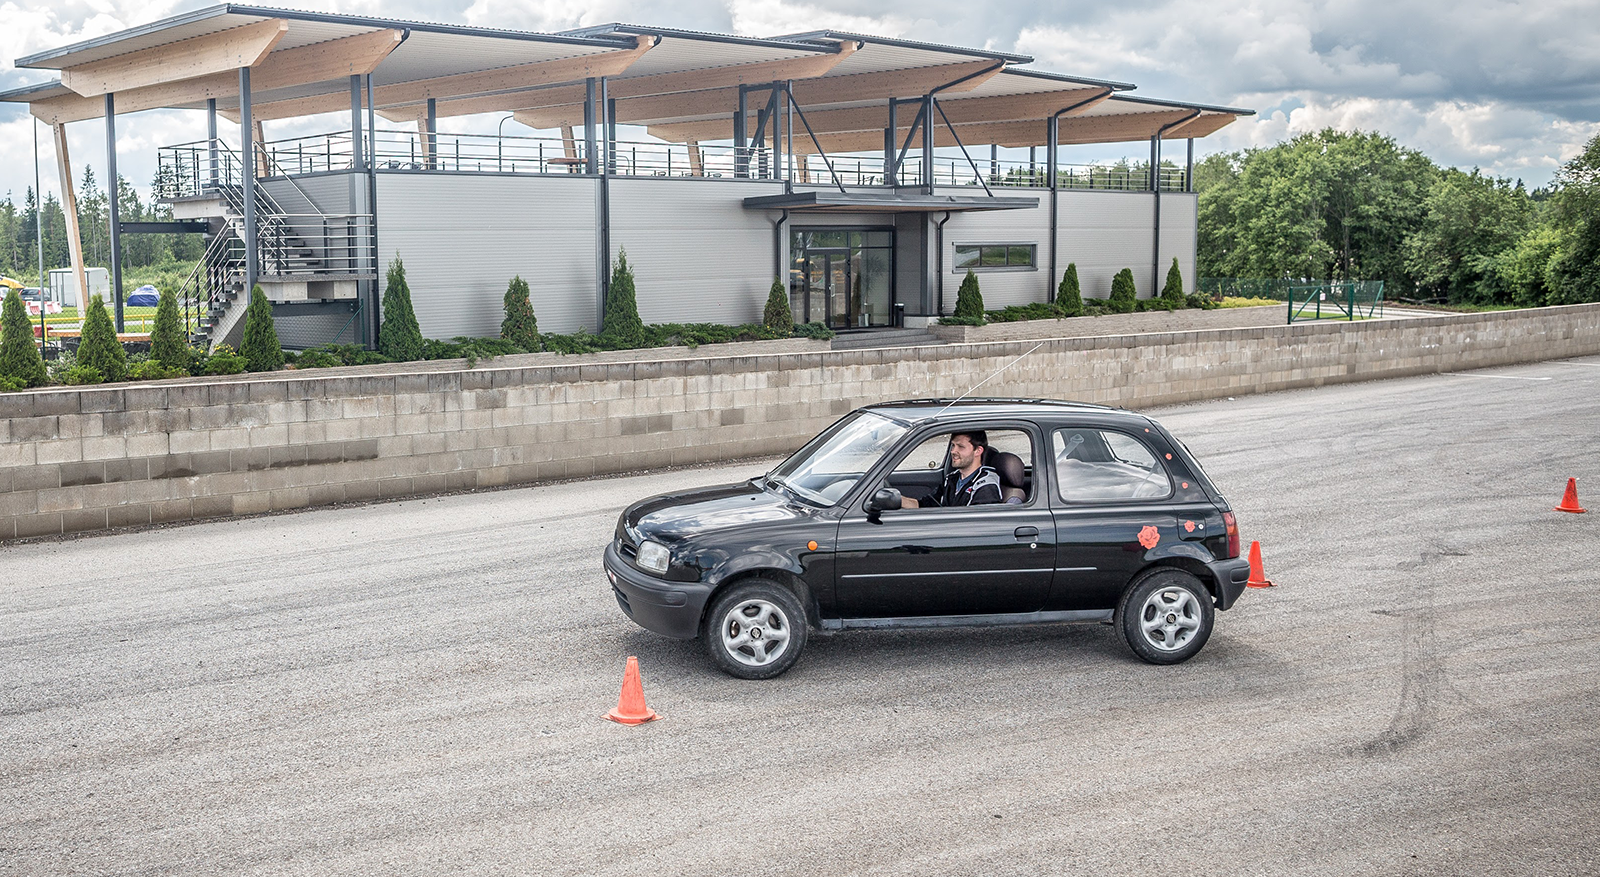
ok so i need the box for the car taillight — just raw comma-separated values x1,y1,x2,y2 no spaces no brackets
1221,511,1240,559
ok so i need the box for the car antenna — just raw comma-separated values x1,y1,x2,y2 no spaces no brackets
937,342,1046,414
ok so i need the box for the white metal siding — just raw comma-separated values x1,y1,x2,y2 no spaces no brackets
607,179,785,326
1159,193,1198,296
375,172,600,337
935,186,1053,310
1055,190,1158,300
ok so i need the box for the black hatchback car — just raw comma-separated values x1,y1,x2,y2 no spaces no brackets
604,399,1251,679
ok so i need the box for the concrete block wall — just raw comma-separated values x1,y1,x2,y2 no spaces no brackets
2,303,1598,540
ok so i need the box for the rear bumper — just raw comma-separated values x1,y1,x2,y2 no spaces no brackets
1208,557,1252,610
603,541,712,640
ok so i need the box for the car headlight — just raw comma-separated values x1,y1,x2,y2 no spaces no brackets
635,541,670,575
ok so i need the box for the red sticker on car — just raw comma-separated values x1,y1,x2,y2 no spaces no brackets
1183,520,1196,533
1138,525,1160,549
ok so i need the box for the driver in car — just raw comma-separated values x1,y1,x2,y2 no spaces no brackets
901,430,1003,508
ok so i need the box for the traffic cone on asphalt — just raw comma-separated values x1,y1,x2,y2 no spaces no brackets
604,656,659,725
1555,477,1587,514
1245,541,1275,588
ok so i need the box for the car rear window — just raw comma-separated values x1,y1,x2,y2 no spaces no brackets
1053,428,1173,502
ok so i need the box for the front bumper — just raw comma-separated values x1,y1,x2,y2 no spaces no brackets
603,541,713,640
1208,556,1252,610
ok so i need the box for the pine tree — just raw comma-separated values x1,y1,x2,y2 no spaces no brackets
1057,262,1083,317
0,288,47,387
1108,268,1138,314
601,249,643,345
763,277,793,333
150,286,187,371
239,286,284,372
378,255,424,361
500,275,540,351
1162,257,1185,308
950,270,985,324
76,295,127,381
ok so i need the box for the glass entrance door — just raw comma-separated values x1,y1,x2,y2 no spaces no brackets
791,228,894,329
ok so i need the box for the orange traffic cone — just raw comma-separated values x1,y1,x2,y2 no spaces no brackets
604,656,659,725
1245,540,1275,588
1555,477,1587,514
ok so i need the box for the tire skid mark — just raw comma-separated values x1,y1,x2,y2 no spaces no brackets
1360,548,1463,755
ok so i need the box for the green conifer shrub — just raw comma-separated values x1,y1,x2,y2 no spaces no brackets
239,286,284,372
763,277,793,333
378,256,425,361
1057,263,1083,317
601,249,644,346
1108,268,1138,314
500,275,540,350
150,286,188,371
1162,257,1186,308
0,288,47,388
946,270,985,325
76,295,127,382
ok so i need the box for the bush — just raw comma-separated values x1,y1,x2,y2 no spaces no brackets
1162,258,1186,309
1108,268,1138,314
791,321,835,341
985,302,1062,323
128,359,186,381
0,288,46,388
944,270,985,326
422,335,529,367
601,249,644,345
0,375,25,392
1185,292,1220,310
290,349,343,369
763,277,793,333
378,256,425,361
239,286,284,372
150,286,187,370
76,296,127,382
202,344,247,375
500,276,539,350
63,364,105,385
1057,263,1083,317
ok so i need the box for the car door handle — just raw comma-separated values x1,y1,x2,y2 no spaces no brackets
1014,526,1039,539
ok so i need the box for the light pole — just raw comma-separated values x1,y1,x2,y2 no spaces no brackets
497,114,514,172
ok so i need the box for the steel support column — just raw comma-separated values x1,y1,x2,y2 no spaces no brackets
206,98,218,189
735,87,749,178
365,73,380,346
1047,115,1060,303
921,94,934,194
1186,137,1194,193
426,98,438,170
884,100,897,183
105,93,124,330
1150,133,1161,297
583,78,597,175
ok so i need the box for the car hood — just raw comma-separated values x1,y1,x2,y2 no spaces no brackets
626,481,822,544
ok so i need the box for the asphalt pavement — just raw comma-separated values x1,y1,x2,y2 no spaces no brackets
2,355,1598,876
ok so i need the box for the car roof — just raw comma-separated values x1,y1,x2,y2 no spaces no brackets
861,398,1139,425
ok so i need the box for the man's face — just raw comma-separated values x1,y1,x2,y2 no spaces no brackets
948,435,981,471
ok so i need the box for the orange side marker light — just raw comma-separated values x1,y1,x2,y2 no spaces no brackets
807,540,818,551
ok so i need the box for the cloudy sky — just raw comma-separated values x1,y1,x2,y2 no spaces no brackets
1,0,1597,206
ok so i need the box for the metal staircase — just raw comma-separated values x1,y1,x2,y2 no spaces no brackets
159,140,373,349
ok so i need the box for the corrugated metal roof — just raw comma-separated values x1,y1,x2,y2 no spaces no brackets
776,30,1030,64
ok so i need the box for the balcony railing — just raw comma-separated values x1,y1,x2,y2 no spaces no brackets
158,129,1192,197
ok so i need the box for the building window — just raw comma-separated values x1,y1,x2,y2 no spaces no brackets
953,243,1037,272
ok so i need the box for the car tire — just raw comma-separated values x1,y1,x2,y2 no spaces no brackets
1116,568,1214,665
701,579,809,680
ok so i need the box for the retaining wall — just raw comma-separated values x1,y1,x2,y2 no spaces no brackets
3,304,1598,540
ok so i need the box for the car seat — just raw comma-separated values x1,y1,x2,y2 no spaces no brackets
990,450,1027,504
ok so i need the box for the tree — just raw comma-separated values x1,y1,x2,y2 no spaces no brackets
150,286,187,370
1056,263,1083,316
601,249,643,345
76,295,126,382
1402,168,1532,302
1161,257,1185,307
951,270,984,324
0,288,46,387
763,277,793,333
1108,268,1137,313
500,275,539,350
239,286,283,372
378,255,424,361
1548,132,1600,305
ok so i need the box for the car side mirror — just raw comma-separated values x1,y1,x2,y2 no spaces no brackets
866,487,903,514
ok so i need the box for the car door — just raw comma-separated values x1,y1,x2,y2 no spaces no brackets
833,424,1055,619
1046,425,1180,611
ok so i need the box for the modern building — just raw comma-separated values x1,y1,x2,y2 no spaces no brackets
1,6,1251,348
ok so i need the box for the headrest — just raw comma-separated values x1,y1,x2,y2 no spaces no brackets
990,450,1025,489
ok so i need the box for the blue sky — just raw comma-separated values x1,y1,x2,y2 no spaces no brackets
2,0,1596,204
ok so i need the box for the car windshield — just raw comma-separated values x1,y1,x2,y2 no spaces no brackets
768,411,908,506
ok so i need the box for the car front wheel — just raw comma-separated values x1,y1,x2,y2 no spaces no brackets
701,579,808,680
1117,568,1215,665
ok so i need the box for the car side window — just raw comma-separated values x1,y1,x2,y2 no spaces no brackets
1053,428,1173,502
887,428,1035,509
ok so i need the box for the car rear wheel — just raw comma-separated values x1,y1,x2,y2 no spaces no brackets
1117,568,1214,664
702,579,808,680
